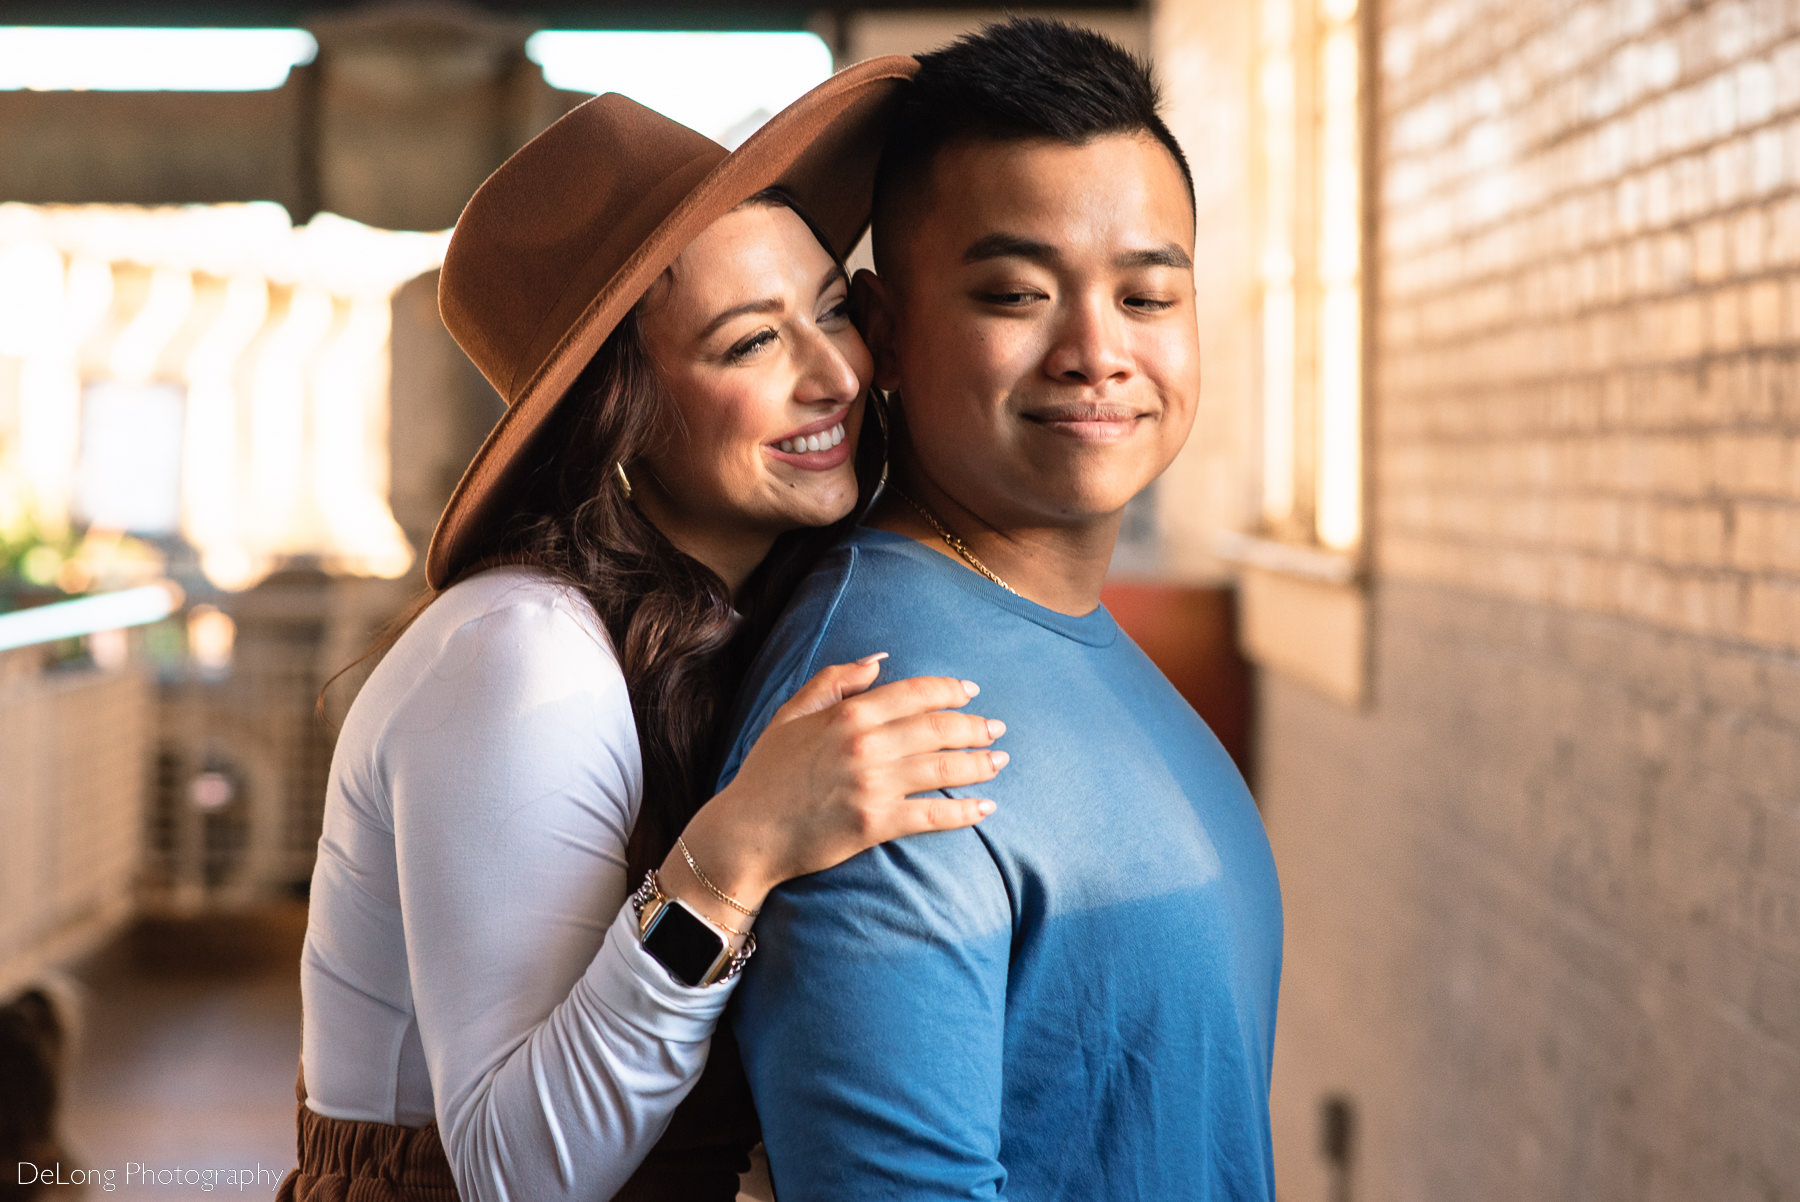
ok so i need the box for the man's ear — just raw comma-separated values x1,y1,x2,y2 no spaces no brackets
850,268,903,392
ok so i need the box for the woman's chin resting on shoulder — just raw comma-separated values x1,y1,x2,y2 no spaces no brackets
281,62,1006,1202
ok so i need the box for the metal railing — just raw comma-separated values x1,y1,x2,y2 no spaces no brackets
0,585,175,998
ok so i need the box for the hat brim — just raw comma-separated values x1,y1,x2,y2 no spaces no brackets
425,56,917,589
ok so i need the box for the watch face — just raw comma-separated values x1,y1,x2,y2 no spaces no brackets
642,899,730,988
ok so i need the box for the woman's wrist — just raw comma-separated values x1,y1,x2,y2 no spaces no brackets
658,795,776,945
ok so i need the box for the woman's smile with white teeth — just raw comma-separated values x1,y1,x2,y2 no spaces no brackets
775,422,845,454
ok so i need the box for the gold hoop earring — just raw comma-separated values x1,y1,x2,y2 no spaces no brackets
614,461,633,498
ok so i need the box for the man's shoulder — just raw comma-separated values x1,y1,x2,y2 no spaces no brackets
720,530,988,791
773,823,1012,939
756,529,980,675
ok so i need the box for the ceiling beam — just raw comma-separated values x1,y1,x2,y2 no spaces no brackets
1,0,1140,31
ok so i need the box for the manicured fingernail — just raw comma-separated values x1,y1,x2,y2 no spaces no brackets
986,718,1006,739
976,800,997,815
857,651,889,665
989,750,1010,768
962,679,980,697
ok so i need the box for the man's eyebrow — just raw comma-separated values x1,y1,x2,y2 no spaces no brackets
961,234,1195,272
1119,245,1194,271
962,233,1057,265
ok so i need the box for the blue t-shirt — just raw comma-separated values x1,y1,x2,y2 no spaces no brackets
719,527,1283,1201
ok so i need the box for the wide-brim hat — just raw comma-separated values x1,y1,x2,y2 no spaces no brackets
426,55,919,589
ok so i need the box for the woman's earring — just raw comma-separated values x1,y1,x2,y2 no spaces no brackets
614,461,633,499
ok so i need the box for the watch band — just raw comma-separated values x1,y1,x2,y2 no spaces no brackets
630,870,756,987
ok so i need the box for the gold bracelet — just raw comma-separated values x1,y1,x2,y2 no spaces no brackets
676,836,761,918
634,870,750,938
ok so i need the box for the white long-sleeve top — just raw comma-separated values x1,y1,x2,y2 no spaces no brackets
299,566,736,1202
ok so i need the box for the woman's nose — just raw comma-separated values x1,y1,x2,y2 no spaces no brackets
794,328,865,405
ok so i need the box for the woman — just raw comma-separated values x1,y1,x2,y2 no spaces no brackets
284,58,1006,1202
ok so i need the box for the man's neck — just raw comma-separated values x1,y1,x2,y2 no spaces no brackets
870,469,1121,616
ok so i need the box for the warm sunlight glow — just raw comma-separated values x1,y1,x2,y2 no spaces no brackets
0,203,447,590
183,274,268,570
1255,0,1363,554
313,296,413,579
251,286,334,551
1258,28,1298,529
1316,23,1362,551
109,268,195,387
1262,288,1297,526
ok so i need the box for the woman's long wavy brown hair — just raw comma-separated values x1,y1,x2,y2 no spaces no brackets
345,193,881,882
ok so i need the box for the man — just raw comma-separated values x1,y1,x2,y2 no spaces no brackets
719,19,1282,1200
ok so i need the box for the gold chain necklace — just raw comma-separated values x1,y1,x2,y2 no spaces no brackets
890,488,1019,596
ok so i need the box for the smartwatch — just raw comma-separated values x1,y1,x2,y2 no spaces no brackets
631,872,754,988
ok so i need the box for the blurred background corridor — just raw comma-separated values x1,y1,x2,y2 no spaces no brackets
0,0,1795,1199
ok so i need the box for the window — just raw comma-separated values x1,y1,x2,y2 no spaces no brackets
1253,0,1364,557
1226,0,1371,706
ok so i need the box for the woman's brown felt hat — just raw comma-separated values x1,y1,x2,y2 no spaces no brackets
426,55,920,589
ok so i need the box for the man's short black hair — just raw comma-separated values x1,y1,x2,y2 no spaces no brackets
871,17,1194,276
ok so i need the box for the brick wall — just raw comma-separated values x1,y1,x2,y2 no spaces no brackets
1380,0,1800,651
1262,583,1800,1201
1238,0,1800,1197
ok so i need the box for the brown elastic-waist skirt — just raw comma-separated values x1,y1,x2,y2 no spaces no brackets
277,1069,458,1202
